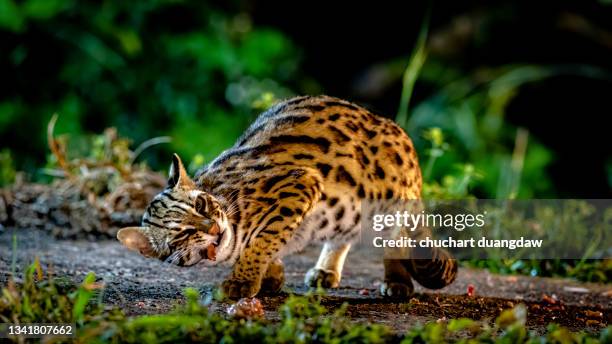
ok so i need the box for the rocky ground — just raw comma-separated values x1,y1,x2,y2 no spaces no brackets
0,228,609,334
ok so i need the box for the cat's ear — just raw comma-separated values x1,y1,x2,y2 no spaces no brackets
168,153,193,189
117,227,156,257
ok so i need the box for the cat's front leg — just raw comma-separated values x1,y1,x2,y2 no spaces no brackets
222,243,289,298
222,167,323,299
261,258,284,293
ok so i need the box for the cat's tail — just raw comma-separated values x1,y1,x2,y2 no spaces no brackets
403,246,458,289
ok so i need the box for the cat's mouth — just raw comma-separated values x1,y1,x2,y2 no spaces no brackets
203,222,223,261
193,220,229,263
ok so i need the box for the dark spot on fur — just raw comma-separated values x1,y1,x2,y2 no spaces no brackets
280,207,294,216
328,125,351,143
403,143,412,153
395,153,404,166
257,197,276,205
293,154,314,160
336,166,356,186
279,191,299,198
269,135,331,154
328,197,339,207
335,207,345,221
355,146,370,166
345,121,358,132
375,162,386,179
385,189,394,199
316,163,332,178
357,184,366,198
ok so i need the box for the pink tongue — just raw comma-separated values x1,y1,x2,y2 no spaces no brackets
206,244,216,261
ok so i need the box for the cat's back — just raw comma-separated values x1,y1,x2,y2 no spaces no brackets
205,95,421,200
236,95,397,149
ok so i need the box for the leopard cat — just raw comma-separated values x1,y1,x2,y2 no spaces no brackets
117,95,457,299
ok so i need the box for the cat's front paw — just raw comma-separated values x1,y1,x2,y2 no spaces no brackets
222,278,260,299
304,268,340,288
379,280,414,299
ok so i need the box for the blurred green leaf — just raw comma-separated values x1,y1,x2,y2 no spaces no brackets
0,0,24,32
0,2,300,176
22,0,71,19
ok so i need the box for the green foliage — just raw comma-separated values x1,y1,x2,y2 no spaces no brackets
403,305,611,344
0,260,116,324
416,123,609,282
459,199,610,283
403,64,558,198
0,0,303,174
277,293,390,343
396,24,557,198
466,259,611,284
399,44,610,282
1,264,609,343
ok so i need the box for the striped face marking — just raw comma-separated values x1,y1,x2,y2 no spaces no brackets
117,154,232,266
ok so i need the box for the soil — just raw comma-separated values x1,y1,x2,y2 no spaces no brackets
0,228,609,335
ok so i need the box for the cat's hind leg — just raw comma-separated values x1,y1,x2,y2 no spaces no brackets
304,242,351,288
380,258,414,298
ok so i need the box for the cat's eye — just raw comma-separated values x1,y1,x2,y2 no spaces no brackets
195,196,206,215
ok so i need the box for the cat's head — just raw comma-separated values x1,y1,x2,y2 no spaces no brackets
117,154,233,266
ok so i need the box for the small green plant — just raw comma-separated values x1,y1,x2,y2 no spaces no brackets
0,260,118,325
420,127,482,199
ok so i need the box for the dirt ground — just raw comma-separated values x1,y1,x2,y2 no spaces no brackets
0,228,609,334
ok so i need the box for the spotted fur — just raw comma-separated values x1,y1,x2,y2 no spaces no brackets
119,95,457,299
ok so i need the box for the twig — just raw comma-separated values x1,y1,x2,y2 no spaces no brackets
47,114,72,176
129,136,172,165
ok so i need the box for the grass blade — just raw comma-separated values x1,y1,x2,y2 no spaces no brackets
396,9,430,126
